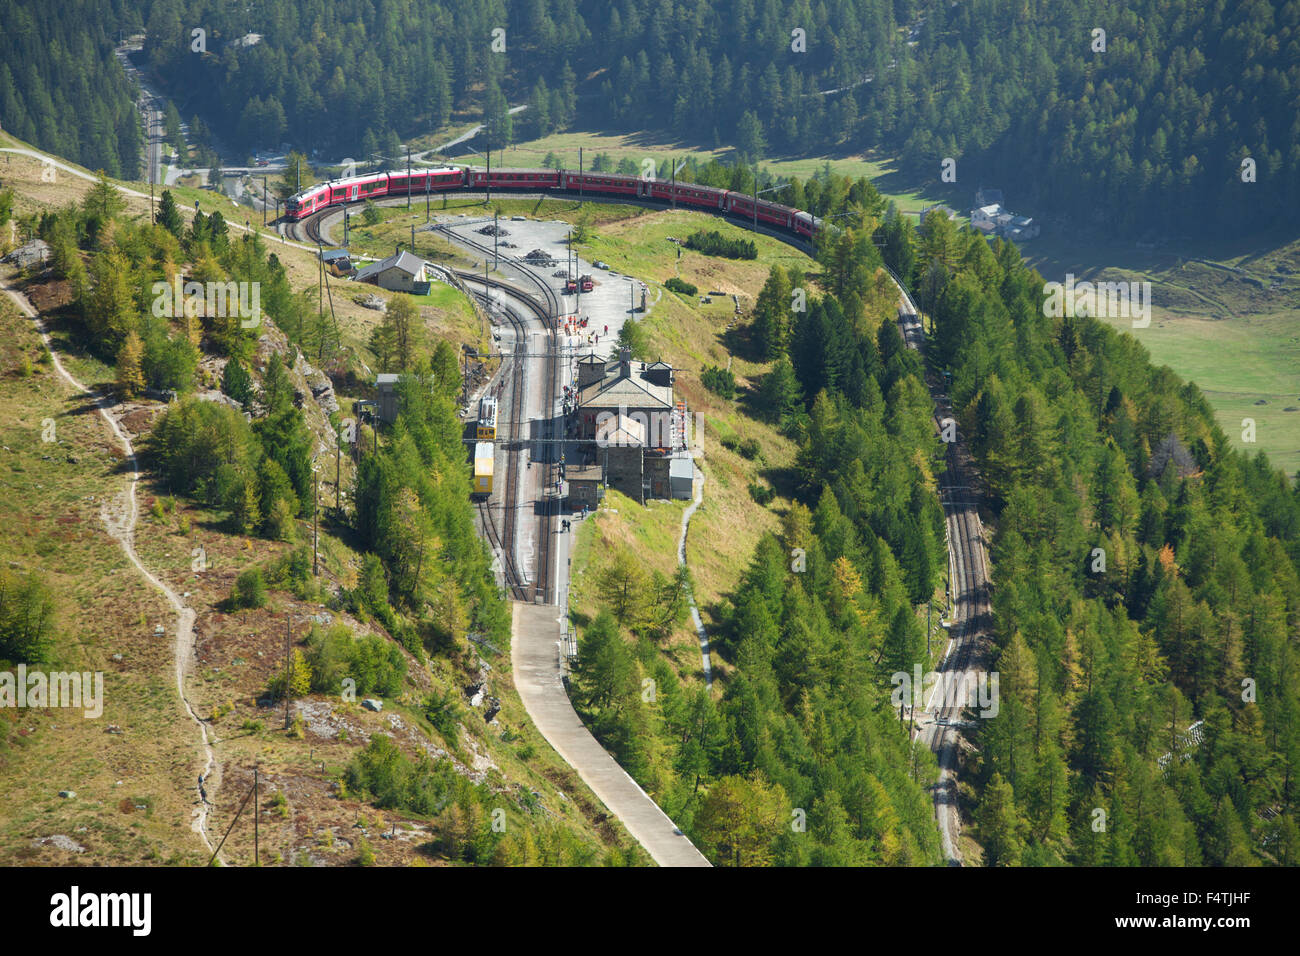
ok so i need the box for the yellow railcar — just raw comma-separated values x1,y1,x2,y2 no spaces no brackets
477,395,498,440
472,441,495,496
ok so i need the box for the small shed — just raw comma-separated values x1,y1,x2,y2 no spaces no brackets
669,456,694,500
376,373,401,423
566,464,604,510
320,248,354,275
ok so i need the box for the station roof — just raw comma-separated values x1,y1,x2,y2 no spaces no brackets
578,373,673,410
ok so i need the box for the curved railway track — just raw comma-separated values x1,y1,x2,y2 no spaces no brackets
294,190,985,861
295,200,561,605
464,277,543,603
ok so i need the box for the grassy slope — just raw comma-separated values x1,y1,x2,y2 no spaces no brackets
564,206,814,690
0,141,644,866
1023,232,1300,477
0,295,197,864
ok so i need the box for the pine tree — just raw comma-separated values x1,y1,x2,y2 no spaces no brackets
116,330,145,398
157,189,183,237
974,772,1025,866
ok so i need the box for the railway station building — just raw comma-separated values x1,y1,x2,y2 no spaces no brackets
570,348,694,504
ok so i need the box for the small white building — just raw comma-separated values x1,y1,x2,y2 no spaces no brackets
970,203,1005,233
355,251,429,293
971,203,1039,241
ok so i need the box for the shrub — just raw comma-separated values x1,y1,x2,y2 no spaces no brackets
304,623,406,699
683,229,757,260
700,364,736,399
748,482,775,505
230,566,267,609
221,358,253,405
356,837,376,866
424,688,462,744
362,201,382,225
738,437,761,460
665,277,697,297
267,497,296,542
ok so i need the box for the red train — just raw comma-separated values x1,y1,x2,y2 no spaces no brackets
284,165,823,240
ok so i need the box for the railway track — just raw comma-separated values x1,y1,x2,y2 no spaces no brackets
445,228,559,606
894,272,992,865
293,201,561,605
458,271,556,605
292,188,975,861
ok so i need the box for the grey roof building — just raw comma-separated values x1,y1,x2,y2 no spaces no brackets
356,250,430,293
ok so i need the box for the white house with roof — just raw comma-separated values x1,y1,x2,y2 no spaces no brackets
971,203,1039,241
355,250,430,293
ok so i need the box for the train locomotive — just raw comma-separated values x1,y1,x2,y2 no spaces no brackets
284,165,822,240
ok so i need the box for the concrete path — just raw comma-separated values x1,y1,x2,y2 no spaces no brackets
511,602,710,866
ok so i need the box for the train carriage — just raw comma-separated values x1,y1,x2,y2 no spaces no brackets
472,441,495,496
285,161,817,242
726,193,798,229
328,173,389,204
470,168,561,190
285,183,330,220
558,171,641,195
389,166,470,194
477,395,498,440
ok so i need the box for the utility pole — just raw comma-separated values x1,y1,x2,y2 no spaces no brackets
425,173,430,221
406,146,412,210
313,465,319,576
283,614,292,731
494,210,499,267
671,157,676,209
578,147,583,204
753,167,759,231
253,765,259,866
316,241,323,335
262,175,267,225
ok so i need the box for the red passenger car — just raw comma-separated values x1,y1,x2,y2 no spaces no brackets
469,168,560,190
559,171,640,195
